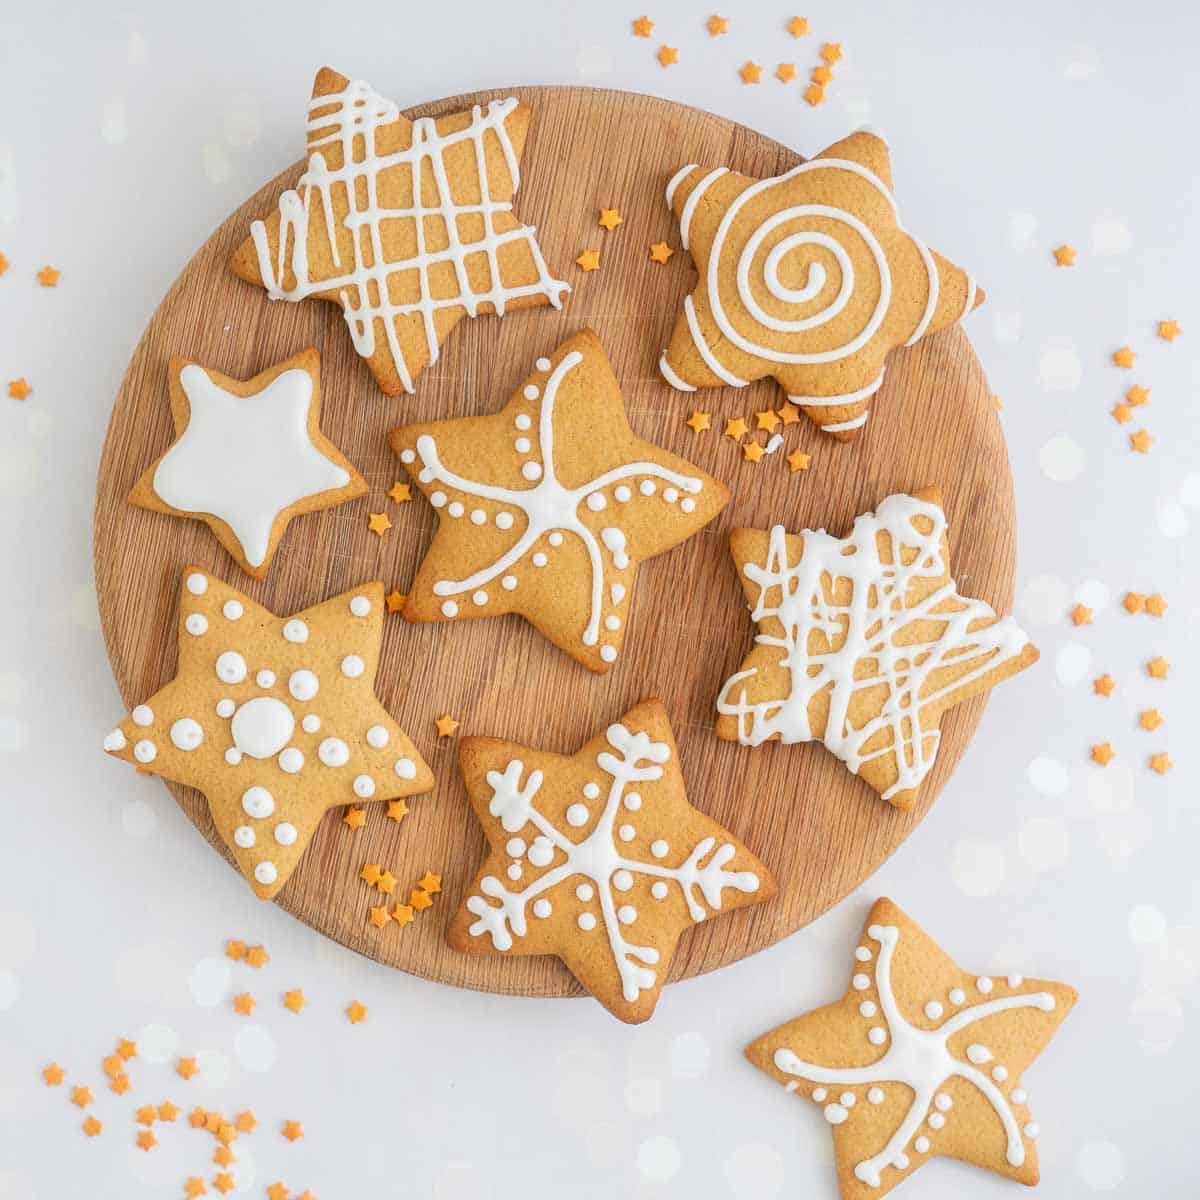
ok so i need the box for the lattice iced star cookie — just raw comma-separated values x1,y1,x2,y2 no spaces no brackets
447,699,777,1023
390,329,729,672
746,898,1077,1198
231,67,569,397
129,348,365,578
659,129,983,438
102,568,433,899
716,488,1038,808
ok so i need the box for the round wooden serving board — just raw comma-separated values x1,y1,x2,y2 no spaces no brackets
95,86,1016,999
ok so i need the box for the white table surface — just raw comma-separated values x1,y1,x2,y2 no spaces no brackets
2,1,1197,1196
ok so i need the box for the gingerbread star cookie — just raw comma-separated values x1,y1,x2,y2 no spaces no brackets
129,348,365,579
659,129,983,438
447,699,777,1023
716,488,1038,808
746,898,1077,1198
102,568,433,898
230,67,570,397
390,329,730,672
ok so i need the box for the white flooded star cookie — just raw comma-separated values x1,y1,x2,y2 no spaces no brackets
390,329,729,673
129,348,365,578
447,699,777,1023
745,897,1077,1198
102,567,433,899
716,487,1039,808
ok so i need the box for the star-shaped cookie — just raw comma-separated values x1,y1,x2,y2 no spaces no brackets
102,568,433,898
447,699,777,1023
659,129,984,438
746,898,1077,1198
129,348,365,579
389,329,730,672
716,488,1039,808
230,67,569,397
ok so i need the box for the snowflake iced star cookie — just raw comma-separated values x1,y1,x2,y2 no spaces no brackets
446,699,777,1023
745,898,1077,1198
128,348,365,579
102,568,433,899
716,488,1038,808
659,129,983,438
230,67,569,397
389,329,730,673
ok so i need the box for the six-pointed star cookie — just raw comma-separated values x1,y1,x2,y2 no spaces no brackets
129,348,365,579
230,67,570,397
715,488,1038,808
745,898,1077,1198
389,328,730,673
659,129,984,438
102,567,433,899
447,699,777,1023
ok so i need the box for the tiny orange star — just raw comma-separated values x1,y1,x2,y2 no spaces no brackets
359,863,382,886
116,1038,137,1059
102,1055,123,1078
1093,674,1115,697
282,1120,304,1142
82,1115,102,1137
7,378,31,400
777,402,800,425
724,416,748,441
418,871,442,894
233,992,255,1016
1123,591,1146,614
214,1175,235,1196
368,905,391,929
158,1102,179,1122
992,394,1003,411
706,14,729,36
742,440,766,463
203,1112,222,1133
1129,429,1152,453
176,1057,199,1080
686,410,711,433
820,42,842,63
376,870,398,895
435,713,460,737
1126,385,1150,406
754,409,780,432
1112,346,1136,368
1145,593,1167,617
787,16,809,37
657,45,679,67
244,945,270,969
109,1073,130,1095
136,1105,157,1126
346,1001,368,1024
1139,709,1164,732
188,1107,209,1129
136,1129,157,1151
385,589,407,613
1111,403,1132,425
234,1110,257,1134
1091,743,1115,767
70,1086,93,1107
633,15,654,37
392,903,415,927
410,888,434,912
214,1145,236,1166
1052,245,1077,267
36,265,60,287
597,208,623,231
0,252,8,275
217,1121,238,1144
43,1063,65,1086
1147,656,1170,679
385,798,409,823
649,241,674,264
1150,753,1173,775
387,481,411,503
266,1184,289,1200
343,805,366,830
1157,319,1182,342
575,249,601,271
811,64,834,85
776,62,797,83
185,1179,208,1198
283,989,307,1014
1070,604,1093,626
740,61,763,84
367,511,392,536
804,83,826,106
225,939,247,961
786,448,811,472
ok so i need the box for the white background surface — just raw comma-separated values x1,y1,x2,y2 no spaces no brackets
2,1,1198,1196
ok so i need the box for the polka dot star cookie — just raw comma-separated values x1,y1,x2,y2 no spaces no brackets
102,568,433,898
447,699,777,1023
389,329,729,673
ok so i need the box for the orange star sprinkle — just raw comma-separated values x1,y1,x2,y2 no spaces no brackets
810,64,834,85
1129,429,1152,453
1052,245,1077,267
347,1001,368,1024
136,1105,157,1127
283,989,307,1014
1070,604,1093,626
575,249,601,272
343,805,366,830
385,798,409,823
233,993,255,1016
787,16,809,37
410,888,434,912
1147,656,1170,679
367,511,392,536
7,379,31,400
82,1115,102,1137
136,1129,157,1151
225,939,247,961
786,448,811,472
742,440,766,463
176,1057,198,1080
1146,593,1167,617
992,394,1003,411
102,1055,123,1078
295,1192,318,1200
214,1175,235,1196
1126,385,1150,406
158,1102,179,1122
189,1108,209,1129
1150,753,1173,775
776,63,797,83
0,252,8,275
359,863,382,886
597,208,623,231
1091,743,1115,767
1111,403,1132,425
377,870,398,895
777,402,800,425
214,1145,236,1166
1157,319,1182,342
1112,346,1136,368
37,265,60,287
70,1086,93,1107
657,45,679,67
282,1120,304,1142
649,241,674,264
418,871,442,894
234,1110,257,1134
755,409,780,433
217,1120,238,1143
202,1112,222,1134
740,61,763,84
435,713,460,737
1123,591,1146,614
1093,674,1116,697
820,42,842,63
185,1179,207,1198
706,14,729,35
392,903,415,927
686,410,711,433
244,945,269,969
387,481,411,503
266,1184,289,1200
724,416,748,441
368,905,391,929
1139,709,1164,732
385,589,407,612
110,1073,131,1095
804,83,825,106
43,1063,65,1086
633,15,654,37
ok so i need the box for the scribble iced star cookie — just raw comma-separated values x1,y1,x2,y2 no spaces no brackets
716,488,1038,808
230,67,570,397
102,568,433,899
745,898,1077,1197
390,329,730,673
447,699,777,1023
659,129,983,438
128,348,365,579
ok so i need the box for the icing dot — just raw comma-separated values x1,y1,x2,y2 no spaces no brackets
353,775,375,798
367,725,389,748
812,1088,827,1102
341,655,365,677
274,822,297,846
615,486,632,502
586,492,606,511
855,947,872,962
618,824,636,842
548,532,563,547
618,905,637,924
515,437,531,453
186,572,208,595
301,715,321,733
394,757,417,779
533,899,552,918
231,697,295,759
663,487,678,503
282,619,308,643
624,792,641,810
506,838,526,857
840,1092,856,1107
604,615,620,631
576,883,595,901
186,613,208,636
935,1093,952,1111
852,974,871,990
680,497,696,513
470,509,487,525
507,863,522,880
924,1001,944,1021
523,384,539,400
949,988,966,1005
501,575,517,590
868,1027,887,1045
132,705,154,727
1010,1088,1028,1105
894,1154,909,1170
278,747,304,773
254,862,277,886
225,749,242,765
472,590,488,607
868,1087,885,1105
600,646,618,663
532,552,548,567
966,1043,992,1064
914,1137,930,1154
859,1001,877,1018
170,718,204,751
613,869,633,891
223,603,245,624
977,976,994,994
442,601,459,617
430,491,447,507
566,803,589,827
496,512,514,530
1024,1123,1039,1139
241,787,274,819
522,461,542,481
418,468,435,484
448,501,465,518
639,480,656,496
216,652,247,684
233,825,255,848
823,1103,848,1125
929,1113,945,1130
400,449,415,463
651,881,668,900
528,837,554,867
288,670,319,701
256,669,276,688
134,739,157,764
650,839,668,858
577,912,596,931
1007,973,1024,988
583,782,601,799
103,729,126,752
318,737,350,767
349,595,371,617
992,1066,1008,1082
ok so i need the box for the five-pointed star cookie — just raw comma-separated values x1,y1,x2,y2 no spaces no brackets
102,567,433,898
746,898,1077,1198
129,348,365,579
389,329,730,673
716,488,1039,808
658,129,984,439
230,67,569,397
447,699,777,1023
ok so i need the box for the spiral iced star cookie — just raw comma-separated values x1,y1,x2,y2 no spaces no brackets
659,129,983,438
745,898,1077,1198
389,329,729,673
716,488,1038,808
230,67,569,398
447,699,777,1023
128,348,366,579
102,568,433,899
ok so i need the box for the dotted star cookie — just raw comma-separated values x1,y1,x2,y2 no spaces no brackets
128,348,365,578
746,898,1077,1198
447,699,777,1023
659,129,983,438
390,329,730,673
716,488,1038,808
102,568,433,898
230,67,569,397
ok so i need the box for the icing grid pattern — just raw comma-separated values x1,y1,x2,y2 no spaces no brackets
251,79,569,393
717,494,1030,799
773,922,1054,1188
465,722,761,1003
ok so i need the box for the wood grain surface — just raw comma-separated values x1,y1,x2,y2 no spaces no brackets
94,85,1016,1000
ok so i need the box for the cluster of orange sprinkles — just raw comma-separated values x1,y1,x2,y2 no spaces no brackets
3,254,61,402
688,400,812,473
1105,321,1181,454
361,866,443,930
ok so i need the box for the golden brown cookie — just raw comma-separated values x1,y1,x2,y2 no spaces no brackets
389,328,729,673
746,897,1077,1197
230,67,569,397
128,348,365,579
447,699,777,1023
716,487,1039,808
102,568,433,899
659,129,983,438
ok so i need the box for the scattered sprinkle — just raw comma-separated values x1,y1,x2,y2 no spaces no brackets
649,241,674,264
1157,319,1182,342
1070,604,1092,626
176,1057,199,1081
742,440,765,463
804,83,826,106
392,903,415,927
632,15,654,37
7,378,31,401
368,905,391,929
70,1086,94,1108
136,1129,158,1151
387,481,411,503
225,939,247,962
575,249,601,271
109,1074,130,1095
1129,429,1152,454
776,62,797,83
786,448,811,472
598,208,623,231
777,402,800,425
1093,674,1115,697
418,871,442,894
724,416,748,441
1150,753,1173,775
233,992,255,1016
359,863,383,887
1112,346,1136,368
244,945,270,969
740,61,763,84
1123,591,1146,614
282,1120,304,1142
1145,593,1167,617
136,1104,157,1127
1052,245,1077,267
36,265,61,287
234,1110,257,1133
158,1102,180,1122
342,805,366,830
787,16,809,37
657,45,679,67
1126,385,1150,406
377,870,398,895
82,1115,102,1137
1139,709,1164,732
755,409,780,432
346,1001,368,1024
410,888,434,912
686,410,711,433
1111,403,1132,425
385,589,407,613
385,798,409,823
435,713,460,737
706,14,729,36
213,1174,235,1195
43,1063,65,1086
1147,656,1170,680
810,64,833,85
820,42,842,63
367,511,392,536
1091,743,1115,767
